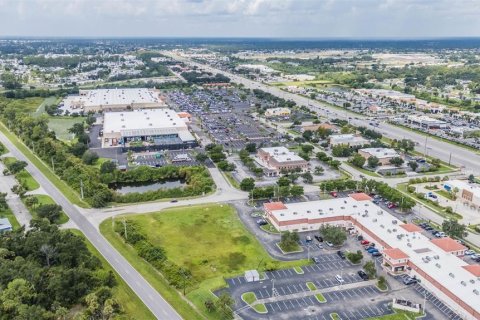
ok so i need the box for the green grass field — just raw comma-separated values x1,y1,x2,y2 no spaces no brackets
100,204,309,320
47,116,85,141
2,156,40,191
33,96,59,116
0,208,21,230
69,230,155,320
22,194,70,224
0,121,89,208
306,282,317,291
6,97,45,114
344,162,381,177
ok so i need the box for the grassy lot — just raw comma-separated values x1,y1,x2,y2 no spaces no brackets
260,223,280,234
22,194,69,224
330,313,341,320
0,121,89,208
271,80,333,87
100,204,309,320
2,156,40,191
241,292,267,313
0,208,21,230
435,189,454,200
15,170,40,191
6,97,45,114
48,116,85,141
33,96,59,116
69,230,155,320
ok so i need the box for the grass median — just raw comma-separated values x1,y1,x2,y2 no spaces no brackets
0,121,89,208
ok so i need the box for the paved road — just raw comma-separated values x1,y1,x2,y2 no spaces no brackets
0,132,182,320
166,52,480,174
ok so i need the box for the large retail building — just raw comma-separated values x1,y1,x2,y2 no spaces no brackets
102,109,196,150
263,194,479,320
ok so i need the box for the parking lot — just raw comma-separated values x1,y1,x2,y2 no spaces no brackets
397,275,463,320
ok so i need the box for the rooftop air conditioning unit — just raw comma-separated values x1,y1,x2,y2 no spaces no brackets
449,273,455,278
470,279,475,284
474,289,479,295
407,243,412,247
461,281,466,286
373,218,377,222
380,224,385,228
392,220,398,225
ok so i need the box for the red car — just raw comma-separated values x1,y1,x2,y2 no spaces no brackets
330,192,338,198
387,203,397,209
360,240,370,245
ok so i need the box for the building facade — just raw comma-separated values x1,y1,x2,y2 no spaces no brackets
256,147,309,176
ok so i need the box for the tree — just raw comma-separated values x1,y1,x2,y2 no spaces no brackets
346,250,363,264
313,166,324,175
82,150,99,165
319,225,347,246
408,161,419,171
40,244,57,267
398,139,415,153
240,178,255,191
195,153,208,163
367,156,380,168
290,185,304,197
350,154,366,168
71,142,88,157
0,192,8,211
389,157,404,167
277,176,291,187
468,174,476,183
100,161,116,174
363,261,376,279
329,160,341,169
332,145,353,157
279,231,300,252
11,184,26,197
302,172,313,184
36,204,62,223
68,123,85,136
442,219,466,238
244,143,257,153
6,160,27,174
215,292,234,319
24,196,39,209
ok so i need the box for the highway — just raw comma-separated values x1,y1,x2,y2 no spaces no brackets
166,52,480,174
0,131,182,320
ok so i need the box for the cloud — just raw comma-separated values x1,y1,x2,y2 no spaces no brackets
0,0,479,37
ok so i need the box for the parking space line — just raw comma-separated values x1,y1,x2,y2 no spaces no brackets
279,287,286,295
288,300,295,308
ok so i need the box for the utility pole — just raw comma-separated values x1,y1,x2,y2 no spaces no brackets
123,217,128,240
80,179,84,199
448,152,452,166
51,157,55,173
423,136,428,160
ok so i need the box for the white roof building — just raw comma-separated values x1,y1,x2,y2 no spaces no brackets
63,88,166,112
264,195,480,319
329,134,369,146
102,109,195,148
359,148,400,159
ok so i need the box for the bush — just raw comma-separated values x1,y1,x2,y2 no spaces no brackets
346,250,363,264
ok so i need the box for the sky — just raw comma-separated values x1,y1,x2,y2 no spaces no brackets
0,0,480,38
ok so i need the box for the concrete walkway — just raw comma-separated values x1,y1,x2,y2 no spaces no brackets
0,158,32,228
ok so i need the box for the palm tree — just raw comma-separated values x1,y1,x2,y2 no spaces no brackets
40,244,56,267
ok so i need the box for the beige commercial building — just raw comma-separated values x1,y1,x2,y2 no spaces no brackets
256,147,308,176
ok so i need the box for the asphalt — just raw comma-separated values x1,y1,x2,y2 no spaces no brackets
166,52,480,174
0,132,182,320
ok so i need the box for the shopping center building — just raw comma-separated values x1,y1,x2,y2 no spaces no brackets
263,194,479,319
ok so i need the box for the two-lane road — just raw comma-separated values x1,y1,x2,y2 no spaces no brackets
0,131,181,320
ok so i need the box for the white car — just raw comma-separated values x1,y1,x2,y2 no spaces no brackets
471,253,480,260
335,275,344,283
326,241,334,247
465,250,476,255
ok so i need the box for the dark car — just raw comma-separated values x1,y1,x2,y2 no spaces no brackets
314,235,323,242
357,270,369,281
312,257,320,264
403,276,418,285
337,250,346,259
256,219,268,226
371,252,382,257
